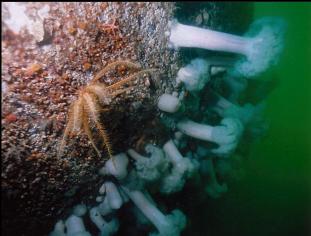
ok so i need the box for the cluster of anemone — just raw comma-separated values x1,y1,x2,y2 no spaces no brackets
50,16,285,236
50,149,189,236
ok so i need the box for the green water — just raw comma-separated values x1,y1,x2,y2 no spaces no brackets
188,3,311,236
246,3,311,235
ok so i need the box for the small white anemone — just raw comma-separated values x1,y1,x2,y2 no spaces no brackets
177,118,244,156
121,187,187,236
89,207,120,236
176,57,234,92
157,94,182,113
168,17,286,77
98,153,129,180
65,215,91,236
160,140,199,194
128,144,168,182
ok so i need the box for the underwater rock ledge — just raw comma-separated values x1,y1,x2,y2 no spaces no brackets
1,2,253,236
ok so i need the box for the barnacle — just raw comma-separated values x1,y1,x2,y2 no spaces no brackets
58,60,157,159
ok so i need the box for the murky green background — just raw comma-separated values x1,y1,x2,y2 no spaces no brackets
244,3,311,235
188,3,311,236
